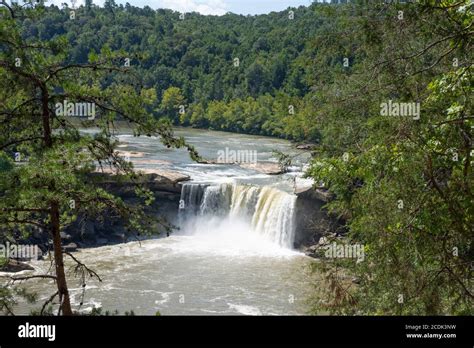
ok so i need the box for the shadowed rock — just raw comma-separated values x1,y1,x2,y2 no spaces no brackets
0,259,34,273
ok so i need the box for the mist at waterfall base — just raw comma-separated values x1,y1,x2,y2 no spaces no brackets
178,183,298,257
10,128,314,315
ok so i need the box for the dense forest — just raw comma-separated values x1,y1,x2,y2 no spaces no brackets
18,0,324,140
1,0,473,316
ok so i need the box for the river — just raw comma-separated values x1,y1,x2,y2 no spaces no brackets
11,128,317,315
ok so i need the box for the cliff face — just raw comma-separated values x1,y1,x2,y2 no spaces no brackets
63,170,189,248
294,187,345,253
13,171,188,254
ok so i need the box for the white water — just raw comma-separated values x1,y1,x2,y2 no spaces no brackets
179,183,297,249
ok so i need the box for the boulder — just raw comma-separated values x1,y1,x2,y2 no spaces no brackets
303,245,322,258
115,150,146,158
318,236,329,246
137,169,190,184
32,228,44,239
0,259,34,273
79,220,96,239
110,232,126,243
295,186,333,202
76,241,88,248
296,144,316,150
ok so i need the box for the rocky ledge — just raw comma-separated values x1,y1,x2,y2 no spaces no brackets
295,186,334,203
197,159,284,175
239,162,284,175
92,167,190,194
293,186,345,251
1,168,188,268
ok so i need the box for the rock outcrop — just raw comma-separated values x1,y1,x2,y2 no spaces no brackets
296,144,316,150
240,162,284,175
0,259,35,273
92,167,190,194
294,186,345,250
17,169,188,252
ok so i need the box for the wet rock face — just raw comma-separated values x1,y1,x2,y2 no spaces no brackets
62,243,78,252
294,187,345,251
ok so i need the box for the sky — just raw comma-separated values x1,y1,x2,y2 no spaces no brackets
45,0,314,16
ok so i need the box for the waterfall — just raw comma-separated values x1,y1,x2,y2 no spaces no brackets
229,185,260,219
179,183,208,217
179,183,297,249
200,184,233,216
251,187,296,249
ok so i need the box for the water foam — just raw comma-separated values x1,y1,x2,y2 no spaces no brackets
178,183,298,254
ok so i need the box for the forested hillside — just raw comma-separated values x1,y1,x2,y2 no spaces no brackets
21,1,323,140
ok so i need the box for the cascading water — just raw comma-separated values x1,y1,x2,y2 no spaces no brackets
251,187,296,249
229,185,260,218
179,183,208,216
200,184,233,216
179,183,297,249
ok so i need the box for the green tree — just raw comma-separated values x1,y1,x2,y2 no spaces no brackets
306,0,473,315
0,2,198,315
160,86,185,124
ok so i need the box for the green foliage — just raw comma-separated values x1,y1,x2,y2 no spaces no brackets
12,2,327,141
180,94,319,142
273,150,292,172
0,1,200,315
0,285,38,315
0,152,13,172
160,86,185,124
306,1,473,315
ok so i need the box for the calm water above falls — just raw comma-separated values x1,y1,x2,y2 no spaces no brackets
12,128,316,315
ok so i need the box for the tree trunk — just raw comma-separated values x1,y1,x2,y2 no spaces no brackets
51,201,73,315
41,85,72,315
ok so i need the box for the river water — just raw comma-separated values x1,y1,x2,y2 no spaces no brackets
10,128,317,315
